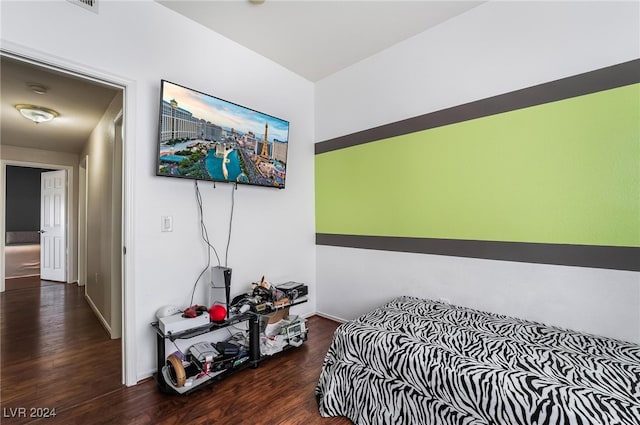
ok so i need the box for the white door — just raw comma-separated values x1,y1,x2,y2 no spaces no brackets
40,170,67,282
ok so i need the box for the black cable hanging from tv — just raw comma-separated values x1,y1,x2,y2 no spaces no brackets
188,180,221,307
224,183,237,268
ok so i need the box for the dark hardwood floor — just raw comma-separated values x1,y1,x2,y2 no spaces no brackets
1,278,353,425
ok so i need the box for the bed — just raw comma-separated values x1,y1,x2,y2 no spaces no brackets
4,231,40,278
316,296,640,425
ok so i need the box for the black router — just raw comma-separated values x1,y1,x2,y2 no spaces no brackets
216,341,239,356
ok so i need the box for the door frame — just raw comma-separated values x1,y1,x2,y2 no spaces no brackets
1,162,73,287
0,42,137,387
78,155,88,287
0,159,74,292
111,113,123,340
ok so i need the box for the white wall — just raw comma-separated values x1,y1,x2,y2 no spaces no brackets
1,0,316,381
315,1,640,343
81,91,122,337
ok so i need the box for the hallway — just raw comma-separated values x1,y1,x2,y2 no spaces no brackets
0,278,122,422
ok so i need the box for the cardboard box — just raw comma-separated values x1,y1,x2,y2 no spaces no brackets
266,307,290,324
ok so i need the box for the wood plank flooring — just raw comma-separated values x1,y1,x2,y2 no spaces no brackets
1,279,353,425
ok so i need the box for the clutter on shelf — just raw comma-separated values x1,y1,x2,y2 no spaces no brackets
229,276,308,315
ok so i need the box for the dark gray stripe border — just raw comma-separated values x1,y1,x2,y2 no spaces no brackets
316,234,640,271
315,59,640,154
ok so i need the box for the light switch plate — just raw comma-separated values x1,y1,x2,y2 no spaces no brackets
161,216,173,232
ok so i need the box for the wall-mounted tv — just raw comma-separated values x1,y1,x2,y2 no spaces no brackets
156,80,289,188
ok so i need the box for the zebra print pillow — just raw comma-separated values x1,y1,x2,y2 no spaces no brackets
316,296,640,425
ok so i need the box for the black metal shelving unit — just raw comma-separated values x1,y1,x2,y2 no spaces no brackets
151,297,308,395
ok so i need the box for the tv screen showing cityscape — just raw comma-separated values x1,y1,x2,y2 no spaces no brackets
156,80,289,188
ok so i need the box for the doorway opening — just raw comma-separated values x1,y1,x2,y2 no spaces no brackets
3,164,69,289
0,49,133,385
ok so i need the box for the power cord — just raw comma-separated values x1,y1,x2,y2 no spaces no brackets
188,180,237,307
196,179,221,266
170,339,185,357
224,183,236,267
189,180,221,307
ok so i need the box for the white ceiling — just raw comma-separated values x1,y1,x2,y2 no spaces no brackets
0,55,120,154
1,1,482,155
158,0,484,82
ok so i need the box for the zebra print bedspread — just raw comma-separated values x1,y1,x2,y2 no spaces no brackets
316,296,640,425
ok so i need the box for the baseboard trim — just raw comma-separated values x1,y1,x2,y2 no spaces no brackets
314,312,347,324
85,293,113,337
5,274,40,280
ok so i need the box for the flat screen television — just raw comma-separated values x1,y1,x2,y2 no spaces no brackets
156,80,289,188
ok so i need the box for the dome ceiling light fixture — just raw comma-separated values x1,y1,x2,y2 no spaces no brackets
15,104,59,124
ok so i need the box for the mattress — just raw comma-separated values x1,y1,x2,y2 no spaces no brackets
316,296,640,425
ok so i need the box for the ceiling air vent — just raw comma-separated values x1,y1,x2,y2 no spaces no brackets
67,0,98,13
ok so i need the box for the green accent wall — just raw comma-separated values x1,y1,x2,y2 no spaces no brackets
315,83,640,248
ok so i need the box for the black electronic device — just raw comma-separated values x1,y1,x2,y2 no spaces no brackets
216,341,240,356
275,282,308,301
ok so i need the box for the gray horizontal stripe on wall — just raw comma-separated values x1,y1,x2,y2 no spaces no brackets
315,234,640,271
315,59,640,155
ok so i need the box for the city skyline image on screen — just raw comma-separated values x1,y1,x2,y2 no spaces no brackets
156,80,289,188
